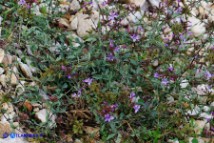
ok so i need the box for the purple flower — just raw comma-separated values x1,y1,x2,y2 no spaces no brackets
168,65,174,72
61,65,66,71
18,0,26,5
72,89,82,98
106,53,115,61
129,92,136,99
101,1,107,6
114,46,120,52
104,114,114,122
130,34,140,42
83,78,93,85
204,71,212,80
133,105,141,113
109,39,114,48
67,74,72,79
110,104,118,111
108,12,118,21
161,78,169,86
154,72,160,78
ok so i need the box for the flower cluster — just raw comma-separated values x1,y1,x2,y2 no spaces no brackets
129,92,141,113
101,102,118,122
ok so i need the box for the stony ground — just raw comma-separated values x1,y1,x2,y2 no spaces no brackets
0,0,214,143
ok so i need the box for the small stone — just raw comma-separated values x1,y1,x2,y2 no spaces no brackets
129,0,146,7
0,136,29,143
18,61,33,78
199,113,212,120
0,48,4,63
76,13,96,37
70,16,78,30
149,0,161,7
188,17,206,37
69,0,81,11
0,68,4,75
186,105,200,116
2,54,14,67
0,122,12,138
194,120,207,135
35,109,56,128
202,106,210,112
0,74,6,87
180,79,189,89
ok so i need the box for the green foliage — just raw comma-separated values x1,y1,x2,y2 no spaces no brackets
1,0,213,142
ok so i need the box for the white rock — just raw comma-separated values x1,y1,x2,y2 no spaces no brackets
168,139,179,143
18,60,33,78
188,137,211,143
193,120,205,134
70,0,81,11
76,13,96,37
0,68,4,75
199,112,212,120
180,79,189,89
188,17,206,37
186,105,200,116
193,84,214,95
129,0,146,7
120,18,129,26
35,109,56,128
149,0,161,7
0,48,4,63
202,106,210,112
210,102,214,107
70,16,78,30
90,10,99,26
0,74,6,87
0,137,29,143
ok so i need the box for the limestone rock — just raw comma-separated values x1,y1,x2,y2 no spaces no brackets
129,0,146,7
70,16,78,30
76,13,96,37
0,49,4,63
0,68,4,75
188,17,206,37
18,60,33,78
70,0,81,12
35,109,56,128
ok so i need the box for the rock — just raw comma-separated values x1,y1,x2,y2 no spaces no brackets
188,17,206,37
192,84,214,95
69,0,81,11
210,102,214,107
199,112,212,120
70,16,78,30
90,10,99,26
15,83,25,96
2,54,14,67
0,49,4,63
0,136,29,143
0,122,12,138
188,137,212,143
202,106,210,112
74,139,82,143
149,0,161,7
18,60,33,78
167,139,179,143
0,74,6,87
35,109,56,128
180,79,189,89
129,0,146,7
194,120,207,135
58,18,70,28
0,68,4,75
186,105,200,116
127,11,143,23
76,13,96,37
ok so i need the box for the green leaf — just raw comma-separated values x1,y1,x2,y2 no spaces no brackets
191,138,198,143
